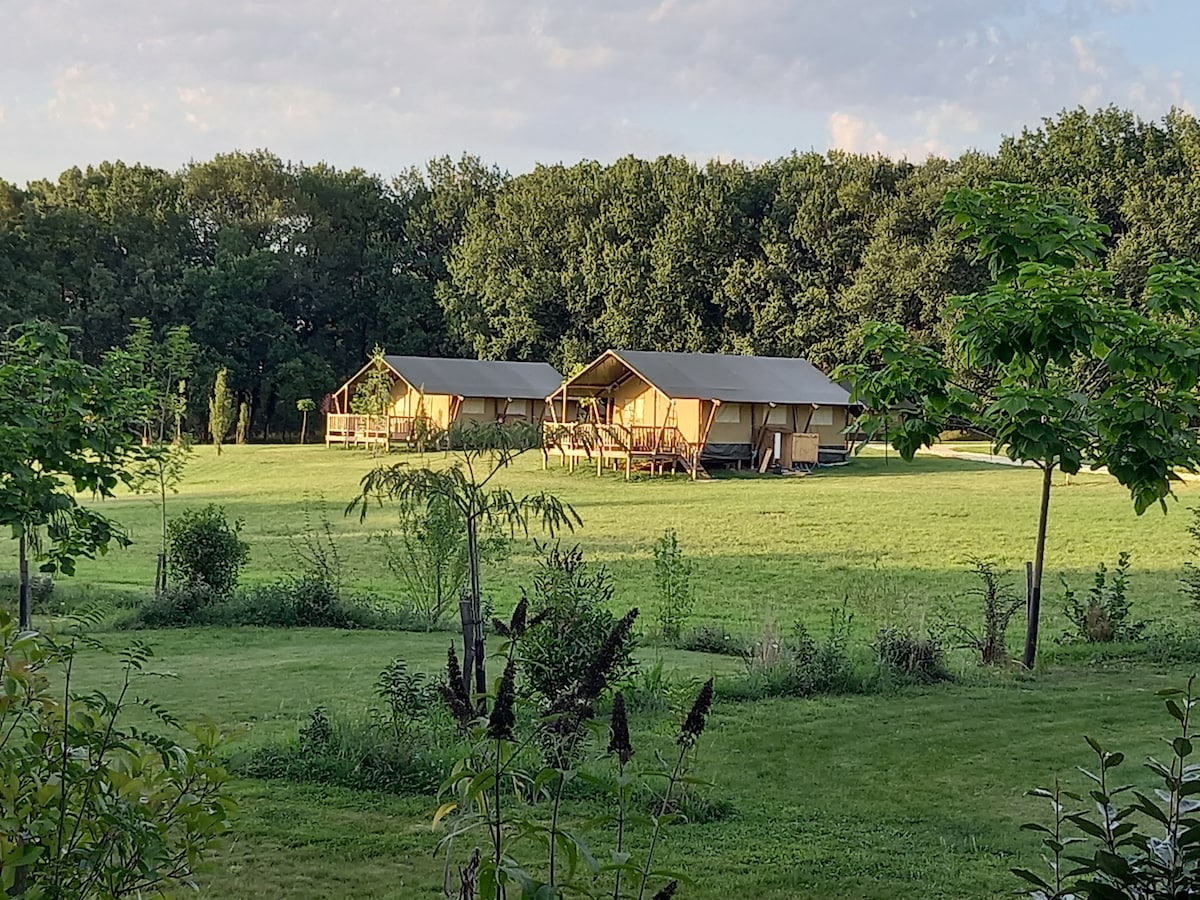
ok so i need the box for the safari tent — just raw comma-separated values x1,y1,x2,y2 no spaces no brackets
326,355,564,447
543,349,854,479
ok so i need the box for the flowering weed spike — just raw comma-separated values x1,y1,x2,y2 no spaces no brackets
488,657,517,742
608,691,633,765
679,677,714,747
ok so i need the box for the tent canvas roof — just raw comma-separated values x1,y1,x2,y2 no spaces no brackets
382,356,563,400
567,350,852,405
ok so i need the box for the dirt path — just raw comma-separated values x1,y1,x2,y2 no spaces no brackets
919,445,1038,468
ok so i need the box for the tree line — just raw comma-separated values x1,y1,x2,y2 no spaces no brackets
4,105,1200,438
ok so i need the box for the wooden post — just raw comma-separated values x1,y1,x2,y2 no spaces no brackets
458,592,476,698
693,400,720,481
1025,560,1034,622
18,532,30,630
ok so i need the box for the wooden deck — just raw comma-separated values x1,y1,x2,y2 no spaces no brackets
542,422,709,480
325,414,417,447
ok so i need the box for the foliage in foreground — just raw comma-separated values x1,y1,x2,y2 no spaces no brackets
519,543,637,712
0,610,234,898
435,600,712,900
1017,676,1200,899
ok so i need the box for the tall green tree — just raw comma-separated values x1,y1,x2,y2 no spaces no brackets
839,182,1200,668
0,322,147,627
208,367,235,456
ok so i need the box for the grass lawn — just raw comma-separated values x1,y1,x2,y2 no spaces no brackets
16,443,1200,897
68,627,1198,899
6,443,1198,634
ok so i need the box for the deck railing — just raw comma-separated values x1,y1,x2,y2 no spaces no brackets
325,413,416,443
544,421,692,457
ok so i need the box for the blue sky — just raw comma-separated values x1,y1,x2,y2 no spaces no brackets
1,1,1196,184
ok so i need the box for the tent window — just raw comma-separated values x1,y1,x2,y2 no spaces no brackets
461,397,486,415
505,399,528,417
766,406,786,425
715,404,741,423
810,406,834,426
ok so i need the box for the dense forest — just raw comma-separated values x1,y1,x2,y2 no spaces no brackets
3,106,1200,437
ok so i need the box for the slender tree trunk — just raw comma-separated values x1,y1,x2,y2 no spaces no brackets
1023,464,1055,670
466,513,487,703
300,411,308,445
18,533,31,629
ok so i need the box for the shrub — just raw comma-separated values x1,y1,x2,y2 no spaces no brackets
947,558,1023,666
0,609,233,896
116,580,426,630
677,623,747,657
1061,551,1144,643
167,504,249,597
652,528,694,641
119,583,217,628
873,626,951,684
721,606,861,701
520,543,637,709
1016,677,1200,899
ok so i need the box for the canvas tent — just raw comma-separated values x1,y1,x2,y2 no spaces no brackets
326,355,564,447
544,349,854,478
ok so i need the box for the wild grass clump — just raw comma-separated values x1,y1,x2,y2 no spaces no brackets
718,606,862,701
873,626,951,684
675,623,747,657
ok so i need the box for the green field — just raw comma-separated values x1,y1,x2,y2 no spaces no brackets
68,628,1194,899
14,442,1199,633
17,443,1200,898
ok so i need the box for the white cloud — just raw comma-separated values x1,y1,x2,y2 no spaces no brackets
0,1,1196,181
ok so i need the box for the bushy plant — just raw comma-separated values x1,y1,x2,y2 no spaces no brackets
520,543,637,710
166,504,249,597
1062,551,1144,643
0,609,234,897
873,626,951,684
652,528,694,641
1016,677,1200,899
947,558,1023,666
721,606,860,701
376,658,437,740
